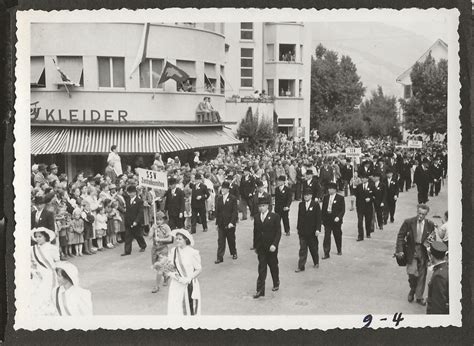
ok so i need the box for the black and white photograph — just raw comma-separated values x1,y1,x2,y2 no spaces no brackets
13,8,462,330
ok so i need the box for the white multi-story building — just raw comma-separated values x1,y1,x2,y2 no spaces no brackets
29,22,311,177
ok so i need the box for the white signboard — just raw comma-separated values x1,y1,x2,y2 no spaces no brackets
345,147,362,157
137,168,168,190
407,140,423,149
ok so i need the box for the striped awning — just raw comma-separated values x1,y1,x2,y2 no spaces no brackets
170,127,241,149
31,127,191,154
31,128,69,155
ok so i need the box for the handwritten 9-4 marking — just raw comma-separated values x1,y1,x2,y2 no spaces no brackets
362,313,404,328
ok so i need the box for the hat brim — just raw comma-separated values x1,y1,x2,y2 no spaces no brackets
31,227,56,242
55,261,79,286
171,229,195,247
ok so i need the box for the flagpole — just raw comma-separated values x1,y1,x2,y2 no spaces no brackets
52,58,71,98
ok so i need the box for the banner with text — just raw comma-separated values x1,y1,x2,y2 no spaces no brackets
137,168,168,191
345,147,362,158
407,140,423,149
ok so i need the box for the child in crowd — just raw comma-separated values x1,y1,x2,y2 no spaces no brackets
94,206,108,251
104,199,115,248
109,200,121,247
148,211,172,293
81,201,96,255
183,185,192,231
56,205,71,260
70,208,84,256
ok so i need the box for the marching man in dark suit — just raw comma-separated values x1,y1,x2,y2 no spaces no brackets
215,181,239,263
355,174,375,241
295,188,321,272
395,204,435,306
303,170,323,202
414,158,432,204
253,196,281,299
274,175,292,236
121,185,147,256
372,172,387,231
251,179,272,218
164,177,185,230
321,182,345,258
239,167,256,220
383,169,399,224
429,157,443,197
191,173,210,234
426,241,449,314
31,195,56,232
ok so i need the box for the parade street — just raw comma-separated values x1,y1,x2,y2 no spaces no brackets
73,184,447,316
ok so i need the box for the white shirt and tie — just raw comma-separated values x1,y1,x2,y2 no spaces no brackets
223,193,229,203
305,200,311,211
260,211,268,223
416,219,424,244
35,208,43,224
327,194,335,213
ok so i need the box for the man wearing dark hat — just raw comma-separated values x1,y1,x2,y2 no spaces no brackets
358,155,373,177
121,185,147,256
395,204,435,306
253,196,281,298
372,172,387,231
295,188,321,272
191,173,210,233
225,174,240,200
31,195,55,232
429,157,443,197
215,181,239,263
164,177,185,230
383,169,399,224
413,158,432,204
303,169,323,202
251,180,272,218
426,241,449,314
239,167,256,221
354,174,375,241
321,182,345,258
274,175,292,236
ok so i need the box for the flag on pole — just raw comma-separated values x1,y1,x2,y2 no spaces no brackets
157,61,190,85
129,22,150,79
52,58,79,86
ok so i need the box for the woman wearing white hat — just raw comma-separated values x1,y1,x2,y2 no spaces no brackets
30,227,60,315
166,229,202,315
52,261,93,316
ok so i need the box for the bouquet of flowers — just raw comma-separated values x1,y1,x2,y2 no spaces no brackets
152,259,177,275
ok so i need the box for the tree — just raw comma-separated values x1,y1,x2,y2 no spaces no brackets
310,44,365,128
360,86,401,138
236,107,275,150
399,54,447,135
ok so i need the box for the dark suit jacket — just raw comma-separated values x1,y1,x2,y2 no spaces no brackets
274,185,292,212
427,262,449,314
321,193,345,225
229,183,240,200
124,195,144,228
429,164,443,181
372,181,387,207
31,208,55,231
215,194,238,229
164,187,185,217
414,165,431,188
396,216,434,263
303,178,323,200
354,182,375,211
297,200,322,237
384,177,399,201
239,174,256,200
253,212,281,253
191,182,210,209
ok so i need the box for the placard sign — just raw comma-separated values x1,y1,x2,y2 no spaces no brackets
407,140,422,149
137,168,168,191
345,147,362,157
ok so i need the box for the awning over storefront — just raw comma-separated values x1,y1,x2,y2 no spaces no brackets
31,127,191,154
169,127,241,149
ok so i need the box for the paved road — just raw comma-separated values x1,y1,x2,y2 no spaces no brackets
73,184,447,315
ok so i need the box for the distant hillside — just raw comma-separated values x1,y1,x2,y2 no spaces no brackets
310,22,433,99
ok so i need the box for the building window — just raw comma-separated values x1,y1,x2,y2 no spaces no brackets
279,44,296,62
139,58,164,89
266,44,275,61
30,56,46,88
240,22,253,40
55,56,84,86
204,63,217,93
240,48,253,88
98,57,125,88
279,79,295,97
404,85,412,99
299,80,303,97
176,60,196,92
220,65,225,95
267,79,274,97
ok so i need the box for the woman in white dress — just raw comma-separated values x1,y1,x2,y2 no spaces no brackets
30,227,60,315
166,229,202,315
107,145,123,176
52,261,93,316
